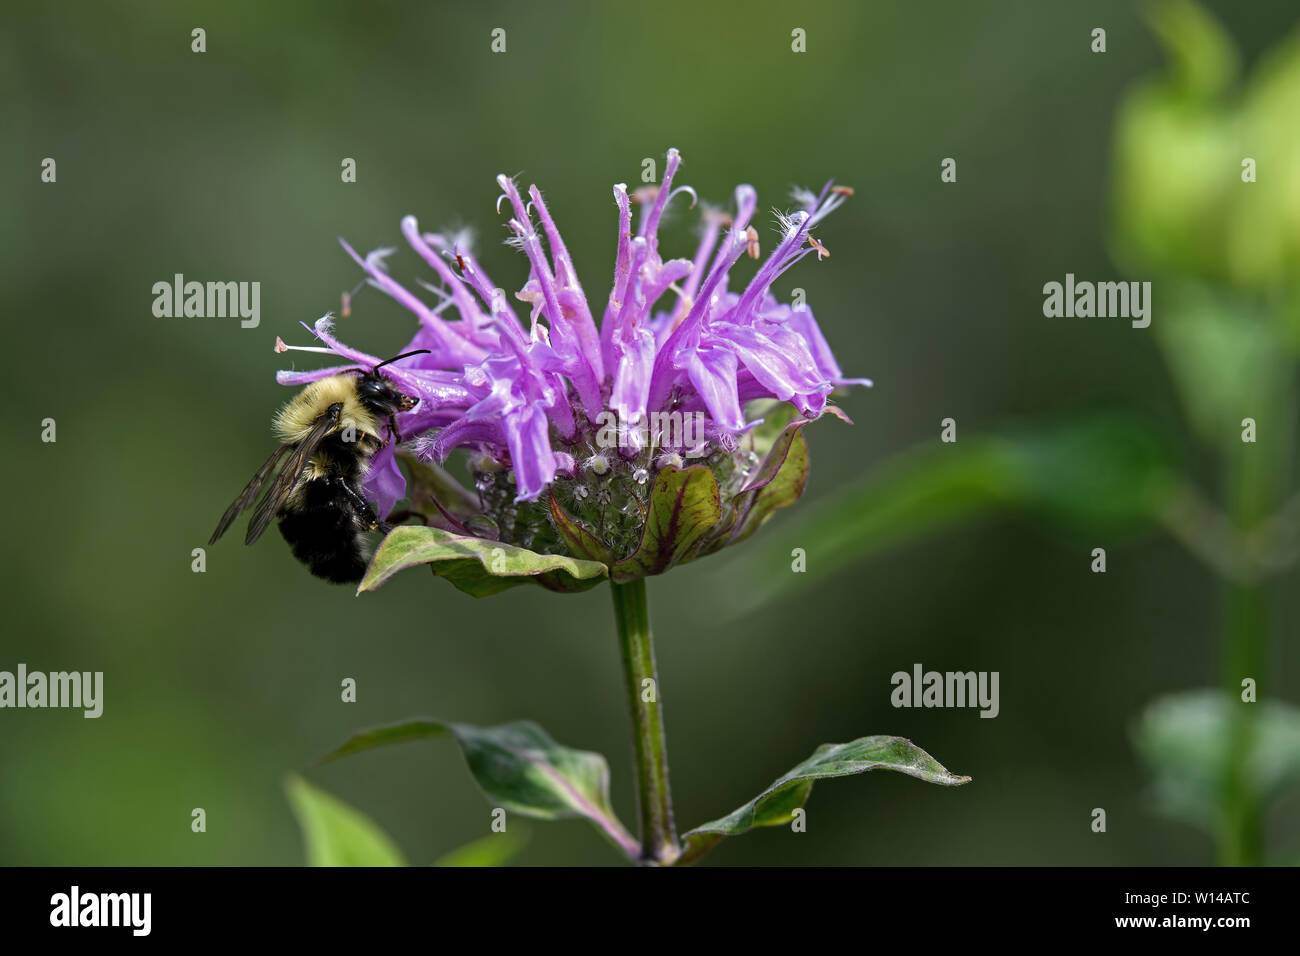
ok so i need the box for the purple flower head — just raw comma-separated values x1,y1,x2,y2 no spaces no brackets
275,149,869,561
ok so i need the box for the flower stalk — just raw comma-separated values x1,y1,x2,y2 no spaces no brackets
1216,358,1293,866
611,578,679,865
1218,427,1272,865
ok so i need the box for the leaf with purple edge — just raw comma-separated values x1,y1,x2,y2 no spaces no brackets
674,735,970,866
610,464,722,582
317,717,639,860
360,525,607,598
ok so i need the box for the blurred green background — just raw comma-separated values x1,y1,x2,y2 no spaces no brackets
2,0,1298,865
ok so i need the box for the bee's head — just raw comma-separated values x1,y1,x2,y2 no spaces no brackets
353,349,430,416
355,373,418,415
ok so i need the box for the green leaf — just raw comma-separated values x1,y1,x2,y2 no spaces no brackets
1151,285,1289,450
285,774,406,867
1134,689,1300,833
318,718,638,859
676,735,969,866
1000,416,1177,526
610,464,722,582
314,717,449,763
432,829,529,867
359,525,608,597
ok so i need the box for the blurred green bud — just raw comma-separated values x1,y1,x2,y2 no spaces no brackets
1111,0,1300,289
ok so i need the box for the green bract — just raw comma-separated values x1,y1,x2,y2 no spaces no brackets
361,409,827,595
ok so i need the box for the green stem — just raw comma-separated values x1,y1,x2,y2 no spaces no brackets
611,578,679,865
1220,577,1262,866
1219,442,1270,866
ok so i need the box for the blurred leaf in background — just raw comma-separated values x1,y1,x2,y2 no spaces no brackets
286,775,406,867
432,830,529,868
1133,691,1300,855
726,413,1180,611
287,773,528,866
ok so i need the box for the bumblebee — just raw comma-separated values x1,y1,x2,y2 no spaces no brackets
209,351,427,583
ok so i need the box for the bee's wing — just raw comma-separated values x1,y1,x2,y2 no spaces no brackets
209,443,292,546
244,402,343,546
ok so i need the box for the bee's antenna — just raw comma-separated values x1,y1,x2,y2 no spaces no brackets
373,349,432,371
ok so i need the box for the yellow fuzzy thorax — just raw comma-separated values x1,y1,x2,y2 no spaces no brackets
272,374,382,444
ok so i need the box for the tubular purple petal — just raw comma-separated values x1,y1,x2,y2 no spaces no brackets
638,147,681,244
363,443,406,520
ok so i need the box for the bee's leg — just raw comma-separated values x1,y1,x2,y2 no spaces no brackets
332,478,389,534
388,415,402,445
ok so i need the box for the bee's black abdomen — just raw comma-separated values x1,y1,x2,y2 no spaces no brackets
277,477,370,584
